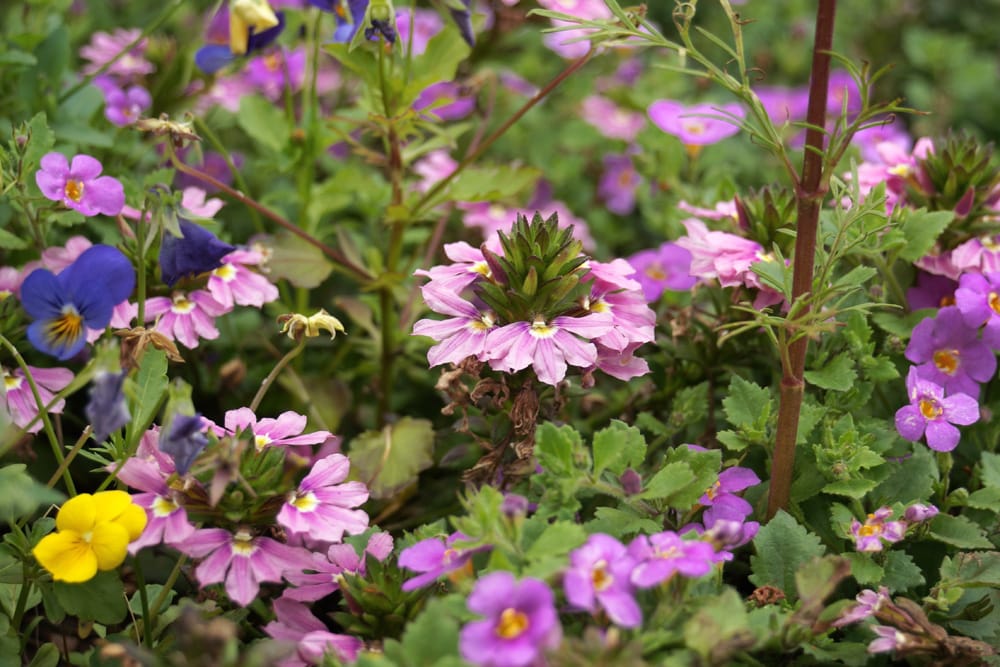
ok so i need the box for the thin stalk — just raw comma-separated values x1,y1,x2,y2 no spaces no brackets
133,557,151,647
191,117,264,232
766,0,837,520
250,339,307,412
148,554,187,631
11,569,31,643
46,427,91,488
135,206,147,325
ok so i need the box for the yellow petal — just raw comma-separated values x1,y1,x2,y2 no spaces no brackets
89,522,130,571
56,494,96,534
115,503,148,542
33,531,98,583
229,13,250,55
92,490,132,522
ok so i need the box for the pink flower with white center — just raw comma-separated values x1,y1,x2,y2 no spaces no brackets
80,28,155,79
868,625,911,655
285,532,393,602
276,453,370,543
676,217,770,289
485,312,614,385
177,528,314,607
951,235,1000,275
593,342,650,382
413,150,458,192
414,241,496,294
413,288,497,367
583,260,656,352
580,95,646,142
850,508,907,552
2,366,73,433
145,290,229,349
265,597,363,667
115,452,196,554
225,407,333,451
207,249,279,309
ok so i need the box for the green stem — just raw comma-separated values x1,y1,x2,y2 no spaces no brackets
0,335,74,495
46,427,91,489
11,569,31,644
58,0,185,103
133,556,151,647
191,117,264,233
250,339,307,412
148,554,187,632
135,209,147,325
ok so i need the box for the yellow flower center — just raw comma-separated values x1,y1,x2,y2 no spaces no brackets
919,398,942,420
682,120,706,135
471,261,491,277
45,305,84,347
705,480,721,500
990,292,1000,315
983,236,1000,251
933,349,959,375
291,491,319,512
171,297,195,314
495,608,529,639
213,263,237,282
592,560,613,591
152,496,178,518
529,318,557,339
644,263,667,281
264,53,281,71
858,524,879,537
232,532,256,556
887,164,911,177
254,434,272,450
4,373,22,391
64,179,84,202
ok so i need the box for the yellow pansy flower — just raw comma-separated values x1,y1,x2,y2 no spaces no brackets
229,0,280,56
32,491,147,583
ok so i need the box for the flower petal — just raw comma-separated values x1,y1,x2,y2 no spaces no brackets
56,494,97,534
33,531,98,583
90,521,130,570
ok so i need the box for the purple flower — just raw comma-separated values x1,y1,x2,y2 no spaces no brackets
224,407,332,450
627,531,716,588
265,597,363,665
954,272,1000,340
903,503,939,524
867,625,908,654
159,219,237,288
159,413,210,475
895,367,979,452
104,85,152,127
459,572,561,667
827,69,864,116
580,95,646,142
412,289,497,367
276,453,370,543
398,532,482,591
395,8,441,54
700,466,761,513
564,534,641,628
626,242,697,302
754,85,809,124
85,371,130,442
833,587,891,628
850,508,907,552
597,154,641,215
36,153,125,217
79,28,154,78
414,81,477,120
904,306,995,399
906,271,957,311
648,101,745,155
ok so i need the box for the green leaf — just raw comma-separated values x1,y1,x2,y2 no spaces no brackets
804,353,857,391
844,552,884,586
26,643,60,667
22,112,55,171
53,571,127,625
927,514,994,549
822,477,878,499
0,465,63,523
535,423,582,476
749,511,826,599
640,462,692,500
881,551,925,592
939,551,1000,588
237,95,291,153
586,507,661,539
401,27,471,107
349,417,435,499
592,420,646,477
682,589,752,662
0,227,28,250
126,348,168,446
722,375,772,429
981,452,1000,488
446,165,541,203
793,556,851,624
872,447,936,504
397,596,464,665
525,521,586,561
266,231,335,289
897,209,955,262
966,487,1000,512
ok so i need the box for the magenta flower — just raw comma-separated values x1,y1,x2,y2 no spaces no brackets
285,532,393,602
583,261,656,353
754,85,809,124
485,313,614,386
2,365,73,433
414,81,477,121
398,532,484,592
80,28,155,78
276,453,370,543
206,249,279,309
116,455,196,553
627,531,716,588
177,528,313,607
951,236,1000,276
459,572,562,667
412,289,497,367
954,272,1000,338
833,587,891,628
850,508,907,552
905,306,996,398
414,241,495,294
413,150,458,192
245,49,307,101
580,95,646,142
906,271,957,311
265,597,363,666
903,503,939,524
36,153,125,217
895,367,978,452
145,290,229,349
593,342,650,382
597,154,641,215
648,100,744,152
104,84,152,126
395,8,443,55
225,407,333,451
676,217,764,288
700,466,761,513
868,625,910,654
626,242,697,302
564,534,641,628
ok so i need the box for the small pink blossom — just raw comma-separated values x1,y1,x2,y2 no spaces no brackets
2,366,73,433
145,290,230,349
850,508,907,552
265,597,363,666
285,532,392,602
580,96,645,142
80,28,155,79
225,407,332,450
207,249,279,309
276,453,370,543
36,153,125,217
648,101,744,149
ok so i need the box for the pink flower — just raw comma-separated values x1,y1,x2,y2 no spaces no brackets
850,508,906,552
626,242,697,302
580,96,645,142
414,150,458,192
265,597,363,666
225,407,332,450
35,153,125,217
80,28,155,79
413,241,495,294
276,453,370,543
485,312,614,385
2,365,73,433
676,217,763,288
395,8,444,55
648,101,744,149
177,528,313,607
206,249,279,309
412,289,497,367
41,236,93,272
145,290,229,349
284,532,393,602
583,259,656,353
120,187,225,222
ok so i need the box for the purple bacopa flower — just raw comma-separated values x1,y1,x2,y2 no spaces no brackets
36,152,125,217
563,534,642,628
700,465,761,513
398,531,484,591
626,242,697,302
850,508,907,552
904,306,995,399
627,531,717,588
459,572,562,667
895,367,979,452
158,413,210,475
597,153,641,215
954,271,1000,340
85,371,131,442
580,95,646,142
648,100,745,156
413,81,477,121
103,84,152,127
867,625,909,654
276,453,370,543
903,503,939,524
833,587,891,628
906,271,957,311
159,219,237,288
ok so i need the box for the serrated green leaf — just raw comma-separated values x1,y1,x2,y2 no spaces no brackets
845,552,884,585
804,353,856,391
750,511,826,599
535,423,582,475
898,209,955,262
349,418,434,499
981,452,1000,488
525,521,586,560
967,487,1000,512
722,375,772,429
398,596,464,665
401,28,471,108
22,112,54,171
872,447,936,504
881,550,925,593
586,507,661,538
939,551,1000,588
592,420,646,477
822,477,878,499
683,589,752,662
446,165,540,203
716,429,748,451
640,462,692,500
927,514,994,549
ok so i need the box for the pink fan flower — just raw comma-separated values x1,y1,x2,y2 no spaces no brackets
207,249,279,309
583,259,656,353
285,532,393,601
276,453,370,543
580,95,646,142
177,528,313,607
414,150,458,192
399,532,485,591
2,365,73,433
80,28,155,79
35,153,125,217
265,597,363,667
145,290,229,349
412,288,497,367
676,217,764,288
593,342,650,382
648,101,745,155
485,312,614,385
414,241,495,294
225,407,332,450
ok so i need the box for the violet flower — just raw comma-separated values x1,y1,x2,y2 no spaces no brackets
85,371,130,442
597,153,641,215
224,407,333,450
903,503,939,524
104,84,152,127
626,242,697,302
905,306,995,399
627,531,716,588
895,367,978,452
850,508,907,552
144,290,229,349
459,572,562,667
159,413,209,475
276,453,370,543
36,153,125,217
563,534,642,628
648,100,745,156
398,531,484,591
159,219,236,288
412,289,497,368
833,587,892,628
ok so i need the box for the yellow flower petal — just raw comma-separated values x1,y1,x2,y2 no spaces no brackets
229,13,250,55
33,531,98,583
89,522,130,571
56,494,96,534
115,503,148,542
92,490,133,522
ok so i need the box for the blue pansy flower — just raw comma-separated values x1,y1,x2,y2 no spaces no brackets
20,245,135,360
195,11,287,74
159,219,236,287
85,371,131,442
159,413,209,476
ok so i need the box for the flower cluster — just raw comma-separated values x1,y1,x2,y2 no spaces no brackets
80,28,155,127
849,503,939,552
